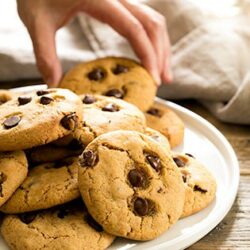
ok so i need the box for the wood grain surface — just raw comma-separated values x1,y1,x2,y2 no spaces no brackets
1,81,250,249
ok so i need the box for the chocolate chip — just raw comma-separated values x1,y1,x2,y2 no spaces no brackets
134,198,149,216
194,185,207,193
0,172,6,197
0,172,6,183
128,169,147,188
173,157,185,168
40,96,53,105
84,214,103,232
102,103,120,112
60,113,78,130
3,116,21,129
182,175,187,183
80,150,98,167
57,208,69,219
0,184,4,196
68,139,83,151
18,96,32,105
53,158,74,169
112,64,128,75
146,108,162,118
145,154,161,172
19,212,37,224
105,89,124,99
37,90,50,96
82,95,96,104
87,68,105,81
185,153,195,158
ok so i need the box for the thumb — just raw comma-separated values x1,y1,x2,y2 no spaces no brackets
29,23,62,87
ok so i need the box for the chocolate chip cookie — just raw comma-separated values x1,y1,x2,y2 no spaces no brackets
0,90,14,105
74,94,146,146
0,88,82,151
59,57,157,111
172,153,217,217
78,130,185,240
144,127,171,151
1,199,115,250
145,102,185,148
0,151,28,207
0,158,80,213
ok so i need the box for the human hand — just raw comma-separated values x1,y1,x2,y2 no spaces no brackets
17,0,172,87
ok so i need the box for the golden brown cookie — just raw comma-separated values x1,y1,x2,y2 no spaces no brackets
172,153,217,217
74,94,146,146
0,90,14,105
1,199,115,250
144,127,171,151
0,158,80,213
145,102,185,148
0,151,28,207
78,130,185,240
0,88,82,151
59,57,157,111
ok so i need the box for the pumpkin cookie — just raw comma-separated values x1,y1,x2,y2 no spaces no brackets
78,130,185,240
59,57,157,111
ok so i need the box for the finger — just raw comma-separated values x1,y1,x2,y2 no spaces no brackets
82,0,160,85
120,0,172,84
28,22,62,87
162,31,173,84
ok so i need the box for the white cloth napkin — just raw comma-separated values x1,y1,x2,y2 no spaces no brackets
1,0,250,124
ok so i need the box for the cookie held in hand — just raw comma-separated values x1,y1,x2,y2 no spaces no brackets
59,57,157,111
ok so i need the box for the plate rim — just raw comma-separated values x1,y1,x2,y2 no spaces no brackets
8,86,240,250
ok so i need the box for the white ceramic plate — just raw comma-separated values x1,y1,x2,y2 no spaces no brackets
1,86,239,250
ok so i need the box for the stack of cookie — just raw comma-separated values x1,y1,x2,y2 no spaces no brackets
0,57,216,250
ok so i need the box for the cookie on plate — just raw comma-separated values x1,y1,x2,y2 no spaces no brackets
78,130,185,240
144,127,170,151
0,151,28,207
74,94,146,146
59,57,157,111
0,88,82,151
1,199,115,250
0,90,14,105
172,153,217,217
0,158,80,213
145,102,184,148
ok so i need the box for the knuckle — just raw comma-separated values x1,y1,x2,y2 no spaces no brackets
127,21,144,38
148,14,166,31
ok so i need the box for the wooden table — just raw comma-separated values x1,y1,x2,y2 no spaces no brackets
1,81,250,249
